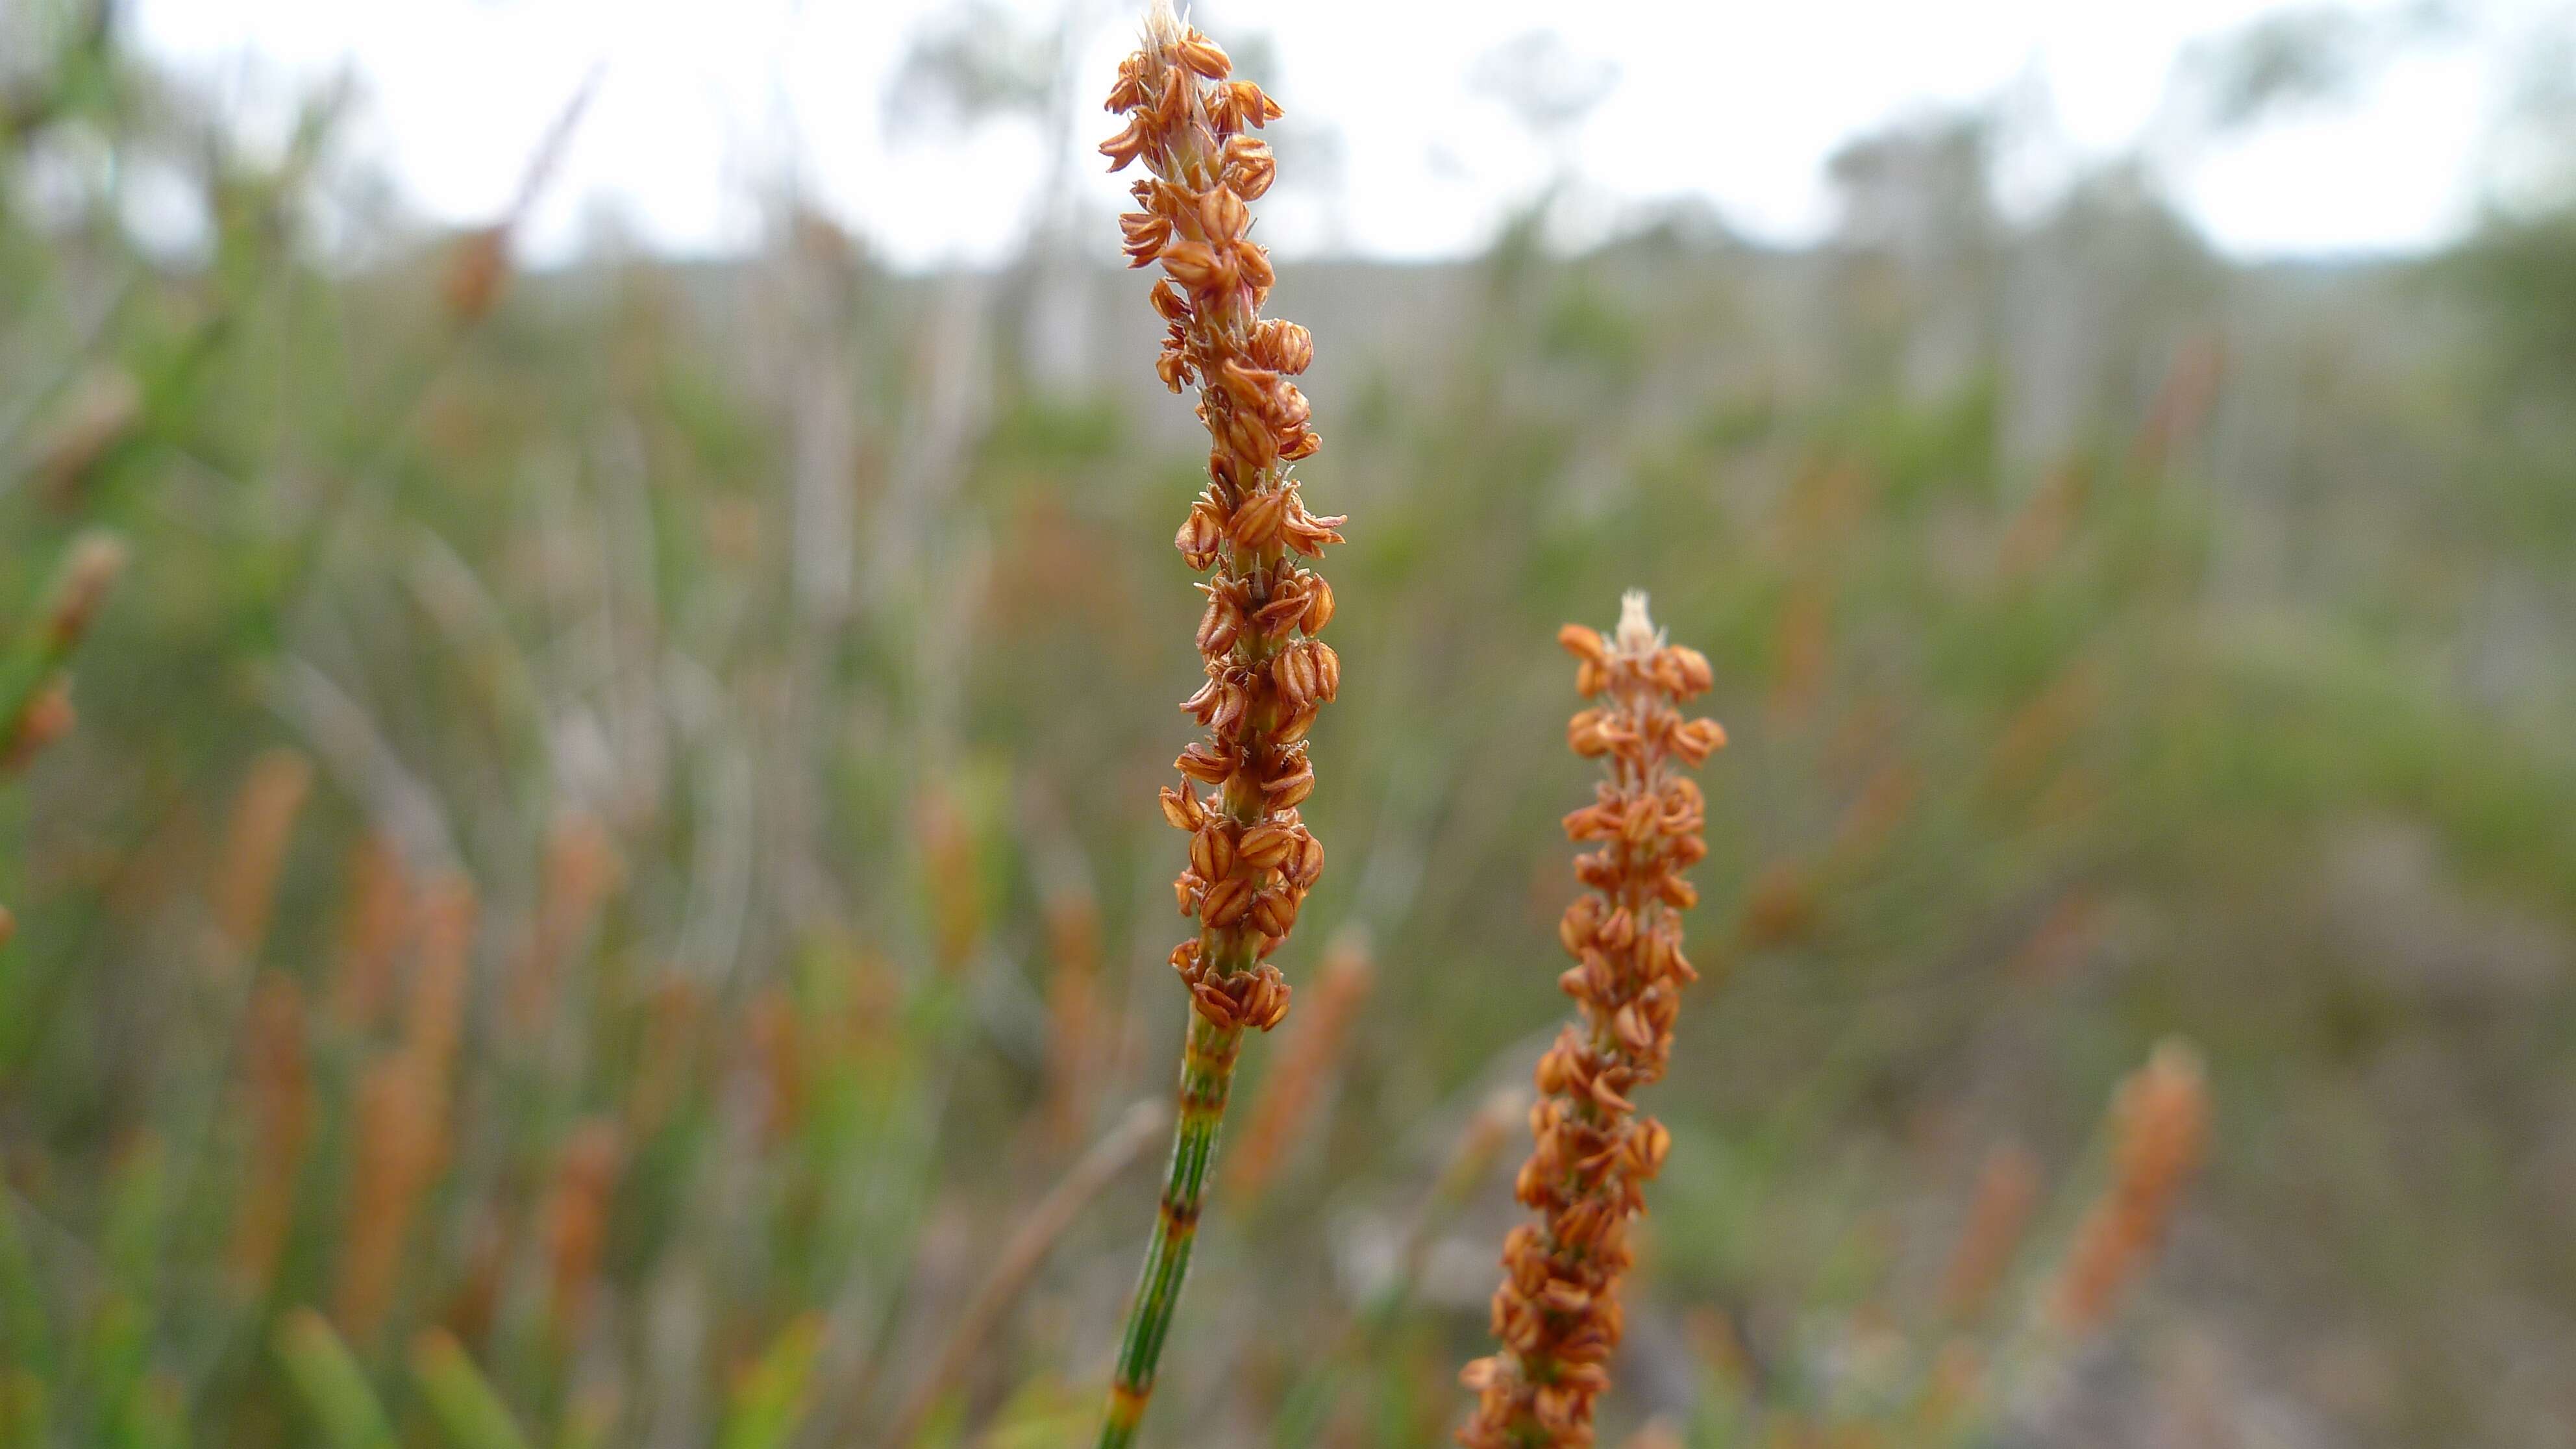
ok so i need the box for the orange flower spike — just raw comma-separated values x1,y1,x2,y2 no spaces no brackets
1459,593,1726,1449
1096,3,1343,1444
2049,1039,2212,1331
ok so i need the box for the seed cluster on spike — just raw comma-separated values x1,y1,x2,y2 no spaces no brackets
1459,594,1724,1449
1105,18,1341,1034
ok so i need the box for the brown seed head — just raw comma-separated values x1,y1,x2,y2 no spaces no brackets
1108,0,1337,1041
511,812,620,1032
441,225,512,323
542,1119,622,1340
2048,1039,2211,1331
43,532,127,654
337,1054,446,1343
228,972,314,1288
328,834,412,1032
211,750,314,963
1459,593,1724,1449
0,682,74,776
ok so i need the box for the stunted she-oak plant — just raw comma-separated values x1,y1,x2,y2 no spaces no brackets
1093,2,1343,1444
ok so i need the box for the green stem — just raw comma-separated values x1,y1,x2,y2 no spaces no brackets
1097,1010,1242,1449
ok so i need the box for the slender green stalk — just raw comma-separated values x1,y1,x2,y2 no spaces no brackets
274,1309,397,1449
0,1189,55,1393
1098,1013,1242,1449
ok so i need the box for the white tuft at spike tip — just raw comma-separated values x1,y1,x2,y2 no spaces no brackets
1143,0,1185,49
1615,589,1661,654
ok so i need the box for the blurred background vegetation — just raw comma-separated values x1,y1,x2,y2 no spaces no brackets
1,1,2572,1446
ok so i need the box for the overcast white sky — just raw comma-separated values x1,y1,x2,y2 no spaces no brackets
130,0,2558,268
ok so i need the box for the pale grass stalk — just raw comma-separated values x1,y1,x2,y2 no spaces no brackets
1269,1086,1528,1449
886,1100,1170,1446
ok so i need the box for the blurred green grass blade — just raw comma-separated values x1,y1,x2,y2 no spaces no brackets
85,1293,147,1444
103,1135,167,1296
0,1368,48,1449
118,1372,189,1449
274,1309,396,1449
0,1191,53,1385
714,1313,823,1449
409,1329,532,1449
86,1137,167,1440
1267,1370,1337,1449
905,1399,964,1449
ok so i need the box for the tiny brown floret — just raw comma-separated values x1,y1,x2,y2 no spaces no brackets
1460,593,1723,1449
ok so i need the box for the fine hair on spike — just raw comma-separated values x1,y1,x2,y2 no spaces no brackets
1615,589,1660,652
